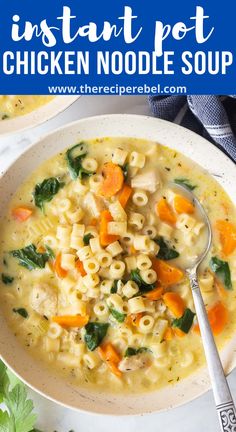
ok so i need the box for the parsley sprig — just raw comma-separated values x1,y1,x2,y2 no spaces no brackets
0,360,37,432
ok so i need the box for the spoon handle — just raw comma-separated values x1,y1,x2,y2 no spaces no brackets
188,269,236,432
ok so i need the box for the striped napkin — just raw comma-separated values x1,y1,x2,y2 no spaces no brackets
149,95,236,162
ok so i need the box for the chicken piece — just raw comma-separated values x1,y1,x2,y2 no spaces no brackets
118,354,150,372
30,284,57,317
131,170,161,193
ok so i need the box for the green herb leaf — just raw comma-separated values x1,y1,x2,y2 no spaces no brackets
1,274,14,285
121,163,129,181
124,347,150,357
1,114,9,120
45,245,55,259
31,429,44,432
66,142,93,180
172,308,195,333
33,177,64,212
0,361,8,399
83,233,94,246
11,244,50,271
130,269,155,294
110,280,118,294
84,322,109,351
13,308,28,318
155,237,179,260
109,308,126,323
0,410,11,432
8,383,37,432
174,178,196,191
210,256,232,290
0,359,37,432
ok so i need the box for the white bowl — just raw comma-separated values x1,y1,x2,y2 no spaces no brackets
0,114,235,415
0,96,78,135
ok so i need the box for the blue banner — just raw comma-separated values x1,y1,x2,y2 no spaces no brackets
0,0,235,95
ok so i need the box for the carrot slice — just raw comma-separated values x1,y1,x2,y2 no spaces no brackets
163,292,185,318
75,259,87,277
37,246,46,253
97,347,106,361
125,312,143,327
54,253,68,279
99,210,119,246
12,207,33,222
194,301,228,335
144,286,164,301
98,343,122,378
214,277,227,299
173,328,186,338
216,220,236,256
89,218,97,226
102,343,121,363
152,258,184,287
118,184,132,208
100,162,124,198
173,195,195,214
156,198,177,225
206,302,229,335
130,244,137,255
52,314,89,328
163,326,173,341
107,360,122,378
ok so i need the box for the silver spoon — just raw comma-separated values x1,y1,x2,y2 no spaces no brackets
173,183,236,432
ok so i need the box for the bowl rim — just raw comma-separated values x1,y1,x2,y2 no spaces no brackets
2,112,235,173
0,113,235,416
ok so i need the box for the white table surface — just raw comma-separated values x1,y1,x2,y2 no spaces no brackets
0,95,235,432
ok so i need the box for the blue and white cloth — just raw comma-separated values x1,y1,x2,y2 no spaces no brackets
149,95,236,162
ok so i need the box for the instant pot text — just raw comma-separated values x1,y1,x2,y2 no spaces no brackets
0,5,234,76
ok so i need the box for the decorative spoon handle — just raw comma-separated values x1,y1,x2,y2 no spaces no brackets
188,269,236,432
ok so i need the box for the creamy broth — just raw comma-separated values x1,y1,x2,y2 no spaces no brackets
0,95,54,120
0,137,236,394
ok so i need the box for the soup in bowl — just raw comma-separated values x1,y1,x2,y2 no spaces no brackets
0,95,54,120
0,115,235,414
0,95,78,135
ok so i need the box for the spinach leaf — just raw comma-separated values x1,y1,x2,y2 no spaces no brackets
210,256,232,290
110,280,118,294
109,308,126,323
84,322,109,351
33,177,64,211
174,178,196,191
13,308,28,318
83,233,94,246
172,308,195,333
66,142,93,180
45,245,55,259
155,237,179,260
130,269,155,294
121,163,129,181
124,347,150,357
1,273,14,285
11,244,51,271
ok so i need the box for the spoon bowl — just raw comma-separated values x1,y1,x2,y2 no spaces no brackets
171,182,212,271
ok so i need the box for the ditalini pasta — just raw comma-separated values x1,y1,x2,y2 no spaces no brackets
0,137,236,394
